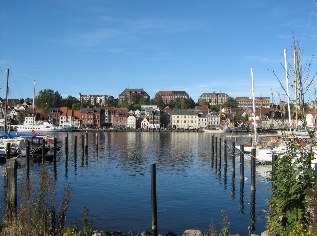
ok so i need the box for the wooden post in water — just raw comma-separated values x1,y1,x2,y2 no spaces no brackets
6,158,17,216
219,138,222,171
151,163,158,236
240,145,244,181
74,136,77,158
251,147,256,191
81,135,84,153
26,141,30,178
232,141,235,175
224,140,227,167
215,137,218,170
65,134,69,155
6,143,10,160
53,138,57,163
85,132,88,153
42,139,46,164
96,133,99,148
211,135,214,167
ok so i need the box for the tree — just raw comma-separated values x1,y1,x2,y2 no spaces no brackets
223,97,238,108
35,89,63,113
62,96,80,109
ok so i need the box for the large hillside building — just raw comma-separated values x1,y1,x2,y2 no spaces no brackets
79,93,114,106
198,92,229,106
118,88,150,106
235,97,270,108
155,91,189,105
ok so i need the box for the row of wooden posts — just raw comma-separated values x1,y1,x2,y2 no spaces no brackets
5,133,263,235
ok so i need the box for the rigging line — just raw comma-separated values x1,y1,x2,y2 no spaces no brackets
299,1,317,45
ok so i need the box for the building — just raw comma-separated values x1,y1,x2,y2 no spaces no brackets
235,97,270,108
79,93,114,106
155,91,189,105
198,92,229,106
80,108,105,128
170,110,207,129
111,108,129,127
118,88,150,106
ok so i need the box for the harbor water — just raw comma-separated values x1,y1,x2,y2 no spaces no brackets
0,131,272,235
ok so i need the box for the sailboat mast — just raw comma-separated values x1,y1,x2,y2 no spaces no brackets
251,67,257,146
284,49,292,131
4,69,9,133
33,80,35,125
294,47,299,130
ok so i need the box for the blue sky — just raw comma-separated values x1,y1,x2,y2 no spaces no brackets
1,0,317,104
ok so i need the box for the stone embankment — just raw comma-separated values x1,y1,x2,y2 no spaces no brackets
89,229,269,236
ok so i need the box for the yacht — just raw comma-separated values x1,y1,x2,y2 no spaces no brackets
11,122,74,133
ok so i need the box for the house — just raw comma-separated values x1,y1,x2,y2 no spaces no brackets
111,108,128,127
170,110,207,129
208,112,220,127
80,108,105,128
127,115,137,129
141,117,150,129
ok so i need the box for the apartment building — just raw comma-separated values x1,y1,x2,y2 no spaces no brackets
236,97,270,108
198,92,229,106
170,110,207,129
155,91,189,105
79,93,114,106
118,88,150,106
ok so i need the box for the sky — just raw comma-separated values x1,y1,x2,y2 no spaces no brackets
1,0,317,104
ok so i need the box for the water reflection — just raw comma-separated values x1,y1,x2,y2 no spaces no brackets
0,132,270,235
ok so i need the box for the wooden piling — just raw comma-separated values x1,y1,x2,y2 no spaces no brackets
26,141,30,177
80,135,83,153
224,140,227,167
6,143,10,160
215,137,218,170
53,138,57,163
232,141,235,175
42,140,46,164
211,135,214,167
65,135,68,155
240,145,244,181
219,138,222,170
74,136,77,157
85,132,88,153
251,147,256,191
6,158,17,216
151,163,158,236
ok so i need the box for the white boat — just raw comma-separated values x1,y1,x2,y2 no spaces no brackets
11,122,74,133
203,125,231,133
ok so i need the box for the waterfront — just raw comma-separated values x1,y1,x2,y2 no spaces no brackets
0,132,271,235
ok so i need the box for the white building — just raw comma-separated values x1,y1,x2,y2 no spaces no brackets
208,112,220,127
170,110,208,129
141,117,150,129
127,115,137,129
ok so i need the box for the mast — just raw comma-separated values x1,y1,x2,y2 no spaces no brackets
294,47,299,130
4,69,9,133
32,80,36,126
284,49,292,131
251,67,257,146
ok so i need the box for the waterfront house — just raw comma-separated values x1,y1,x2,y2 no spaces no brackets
111,108,128,127
170,110,203,129
208,112,220,127
80,108,105,128
141,117,150,129
127,115,137,129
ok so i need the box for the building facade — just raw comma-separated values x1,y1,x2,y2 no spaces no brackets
155,91,189,105
198,92,229,106
235,97,270,108
79,93,114,106
118,88,150,106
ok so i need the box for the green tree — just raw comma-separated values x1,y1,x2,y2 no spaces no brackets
35,89,62,113
223,97,238,108
62,95,80,109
